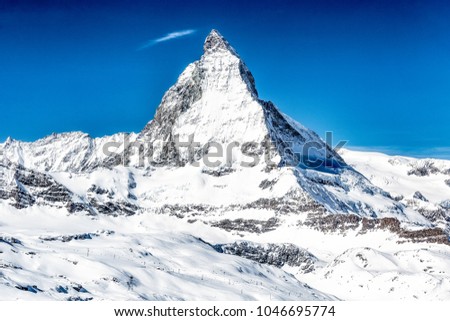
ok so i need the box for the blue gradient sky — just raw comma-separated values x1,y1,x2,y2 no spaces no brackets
0,0,449,158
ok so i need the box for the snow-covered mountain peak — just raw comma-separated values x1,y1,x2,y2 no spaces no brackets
139,30,266,161
200,29,258,97
4,136,13,145
203,29,237,56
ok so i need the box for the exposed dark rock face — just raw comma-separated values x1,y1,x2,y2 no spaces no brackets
0,189,9,200
39,233,99,242
203,29,236,54
137,61,204,167
360,217,401,233
259,179,278,190
155,204,215,218
399,228,449,244
1,165,73,209
416,207,450,234
15,285,43,293
261,100,346,169
440,200,450,210
151,189,326,223
0,236,22,246
393,195,404,201
128,173,137,189
213,241,318,272
10,185,35,209
408,161,440,176
228,190,327,216
88,199,138,216
413,191,428,202
0,163,139,216
418,208,448,222
100,153,123,170
211,217,279,233
67,296,93,301
14,167,53,188
303,214,362,233
37,185,73,203
238,61,258,96
0,262,22,269
240,197,324,215
303,213,450,245
201,166,235,177
87,185,109,195
67,202,95,215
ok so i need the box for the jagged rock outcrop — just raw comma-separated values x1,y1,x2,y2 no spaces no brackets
0,161,137,215
303,213,450,245
213,241,318,272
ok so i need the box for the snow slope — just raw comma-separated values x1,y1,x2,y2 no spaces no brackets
2,199,450,300
340,149,450,232
0,205,333,300
340,149,450,205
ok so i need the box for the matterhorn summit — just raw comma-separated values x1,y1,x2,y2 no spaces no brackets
138,30,348,171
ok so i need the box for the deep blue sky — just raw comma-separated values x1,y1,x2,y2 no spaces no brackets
1,0,449,158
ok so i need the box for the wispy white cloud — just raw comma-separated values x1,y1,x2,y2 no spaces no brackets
138,29,196,50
